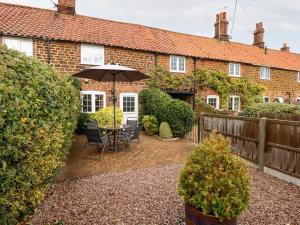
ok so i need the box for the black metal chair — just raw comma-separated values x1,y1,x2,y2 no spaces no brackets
120,123,143,151
126,117,138,129
82,121,109,160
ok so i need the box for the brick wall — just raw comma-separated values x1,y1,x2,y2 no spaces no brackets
2,36,299,107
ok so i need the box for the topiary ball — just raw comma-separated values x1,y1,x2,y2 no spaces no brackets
159,122,173,139
178,131,250,221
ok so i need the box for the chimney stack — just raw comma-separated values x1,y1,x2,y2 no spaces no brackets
280,43,290,52
214,12,229,41
253,22,265,48
57,0,76,15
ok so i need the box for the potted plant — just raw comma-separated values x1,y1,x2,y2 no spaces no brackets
178,131,250,225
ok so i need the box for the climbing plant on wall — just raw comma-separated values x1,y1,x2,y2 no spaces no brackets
147,66,265,110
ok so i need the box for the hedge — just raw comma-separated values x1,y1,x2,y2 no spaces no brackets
139,88,194,137
243,102,300,116
0,45,80,224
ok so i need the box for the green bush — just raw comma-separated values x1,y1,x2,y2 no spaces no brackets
75,113,92,134
244,102,300,116
0,45,80,224
139,88,194,137
138,88,172,121
90,106,123,127
159,99,195,137
159,122,173,139
178,132,250,221
142,115,159,135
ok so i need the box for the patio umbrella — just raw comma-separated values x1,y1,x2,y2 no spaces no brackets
73,63,148,150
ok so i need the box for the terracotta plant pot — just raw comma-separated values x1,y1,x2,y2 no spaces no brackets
185,203,237,225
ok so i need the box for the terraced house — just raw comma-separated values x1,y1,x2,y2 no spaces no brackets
1,0,300,120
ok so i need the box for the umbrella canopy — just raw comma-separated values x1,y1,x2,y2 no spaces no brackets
73,64,148,82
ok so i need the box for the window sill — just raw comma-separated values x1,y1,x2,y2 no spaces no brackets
228,75,241,77
170,70,186,74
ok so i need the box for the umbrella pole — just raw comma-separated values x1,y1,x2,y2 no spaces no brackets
113,73,116,151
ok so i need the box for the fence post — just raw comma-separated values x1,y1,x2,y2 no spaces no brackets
258,117,267,172
199,113,204,143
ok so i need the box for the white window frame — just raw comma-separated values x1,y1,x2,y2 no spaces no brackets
169,55,186,73
274,96,284,103
228,95,241,111
263,96,270,103
260,66,271,80
2,36,33,56
80,44,104,65
120,93,138,114
228,63,241,77
80,91,106,113
297,72,300,82
207,95,220,109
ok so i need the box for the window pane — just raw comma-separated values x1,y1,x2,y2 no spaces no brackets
178,57,185,71
234,97,240,111
81,45,104,65
229,63,234,75
171,56,177,71
235,64,240,76
95,94,104,111
81,94,92,112
208,97,217,108
228,97,233,110
123,96,135,112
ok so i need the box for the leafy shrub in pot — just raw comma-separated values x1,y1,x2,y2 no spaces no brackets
0,45,80,224
178,131,250,224
159,122,173,139
142,115,159,135
90,106,123,127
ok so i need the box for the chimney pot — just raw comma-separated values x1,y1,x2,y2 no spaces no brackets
253,22,265,48
214,11,229,41
57,0,76,15
281,43,290,52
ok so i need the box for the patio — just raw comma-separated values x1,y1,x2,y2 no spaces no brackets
54,133,195,182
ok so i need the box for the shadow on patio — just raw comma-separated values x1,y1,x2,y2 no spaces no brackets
54,133,195,182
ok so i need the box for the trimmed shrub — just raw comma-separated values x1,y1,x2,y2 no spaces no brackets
159,99,195,137
75,113,92,134
0,45,80,224
178,131,250,221
139,88,194,137
244,102,300,116
159,122,173,139
142,115,159,135
90,106,123,127
138,88,172,121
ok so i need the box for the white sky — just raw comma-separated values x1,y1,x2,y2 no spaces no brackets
2,0,300,53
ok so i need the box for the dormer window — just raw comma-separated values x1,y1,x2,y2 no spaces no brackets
229,63,241,77
170,56,186,73
260,66,271,80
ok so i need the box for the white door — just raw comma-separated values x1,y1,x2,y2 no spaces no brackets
120,93,138,124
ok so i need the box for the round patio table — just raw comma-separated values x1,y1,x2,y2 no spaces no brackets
100,124,132,152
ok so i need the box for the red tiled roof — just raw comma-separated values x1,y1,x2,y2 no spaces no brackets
1,2,300,71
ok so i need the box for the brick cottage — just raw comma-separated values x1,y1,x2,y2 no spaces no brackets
1,0,300,122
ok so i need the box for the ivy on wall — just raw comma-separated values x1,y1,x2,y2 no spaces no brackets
147,66,265,109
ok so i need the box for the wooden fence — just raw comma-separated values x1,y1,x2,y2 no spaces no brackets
187,113,300,178
257,112,300,121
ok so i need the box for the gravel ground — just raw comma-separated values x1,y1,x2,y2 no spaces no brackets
29,165,300,225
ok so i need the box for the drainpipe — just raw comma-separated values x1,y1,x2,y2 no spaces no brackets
154,53,158,67
47,38,51,64
42,36,51,64
192,57,197,110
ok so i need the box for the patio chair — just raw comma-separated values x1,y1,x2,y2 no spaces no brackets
82,121,110,160
126,117,138,129
120,123,143,151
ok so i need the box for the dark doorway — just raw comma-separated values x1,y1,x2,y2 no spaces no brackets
164,88,194,105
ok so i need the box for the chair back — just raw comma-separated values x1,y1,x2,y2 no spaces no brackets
126,118,138,129
133,123,143,139
84,121,103,144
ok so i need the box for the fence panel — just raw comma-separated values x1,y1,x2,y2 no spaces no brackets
201,114,260,163
189,113,300,179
